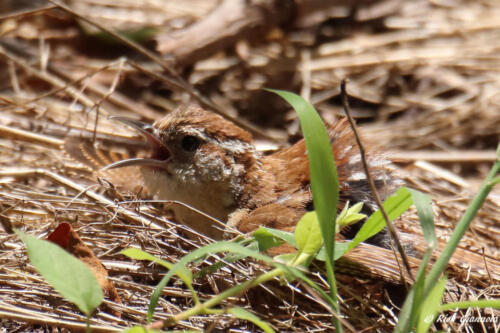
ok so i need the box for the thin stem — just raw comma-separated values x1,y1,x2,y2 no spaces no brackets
325,262,342,332
340,79,414,282
439,299,500,312
167,267,282,326
154,252,329,330
85,316,91,333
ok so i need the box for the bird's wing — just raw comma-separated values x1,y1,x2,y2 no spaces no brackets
64,137,146,193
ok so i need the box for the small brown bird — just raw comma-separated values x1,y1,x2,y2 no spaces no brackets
65,105,500,283
101,105,396,243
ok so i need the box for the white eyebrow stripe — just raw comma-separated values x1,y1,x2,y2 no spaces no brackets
219,139,254,154
347,171,366,181
179,126,255,154
178,126,210,140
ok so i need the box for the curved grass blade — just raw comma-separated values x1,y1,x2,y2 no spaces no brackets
227,307,274,333
148,241,272,322
268,89,341,331
121,248,197,302
268,89,339,266
409,189,436,247
417,276,447,333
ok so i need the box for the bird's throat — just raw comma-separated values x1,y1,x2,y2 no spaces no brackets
141,167,239,237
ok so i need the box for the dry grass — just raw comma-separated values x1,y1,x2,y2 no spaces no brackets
0,0,499,331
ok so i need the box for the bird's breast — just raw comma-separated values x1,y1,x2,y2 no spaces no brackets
141,167,238,238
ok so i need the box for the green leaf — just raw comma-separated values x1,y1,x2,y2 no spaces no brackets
417,276,447,333
337,202,366,230
295,212,323,255
344,187,413,257
348,202,364,214
336,203,349,227
273,253,299,265
405,190,436,330
253,228,285,252
16,230,103,316
268,89,339,266
148,241,272,322
341,213,366,227
227,307,274,333
316,242,350,262
257,227,295,247
409,189,436,248
121,248,193,285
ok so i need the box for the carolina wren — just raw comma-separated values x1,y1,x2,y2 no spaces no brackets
102,105,396,243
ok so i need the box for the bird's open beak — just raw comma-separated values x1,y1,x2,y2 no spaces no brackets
101,116,170,171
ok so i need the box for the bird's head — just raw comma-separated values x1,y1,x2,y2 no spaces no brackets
103,106,259,211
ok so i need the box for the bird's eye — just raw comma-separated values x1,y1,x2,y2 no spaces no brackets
181,135,200,152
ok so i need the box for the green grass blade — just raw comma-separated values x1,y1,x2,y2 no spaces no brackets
195,241,261,278
227,307,274,333
122,248,193,284
399,145,500,332
417,276,447,333
409,189,436,248
439,299,500,311
147,241,272,322
404,190,436,330
268,89,338,265
315,242,350,262
268,89,341,331
408,247,433,330
121,248,198,303
424,145,500,296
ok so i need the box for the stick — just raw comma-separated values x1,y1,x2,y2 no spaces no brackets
340,79,414,282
